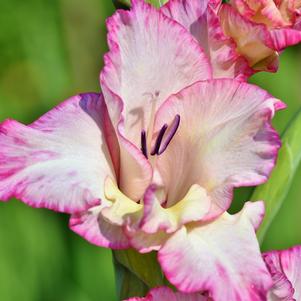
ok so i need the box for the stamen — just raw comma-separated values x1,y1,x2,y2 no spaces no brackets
151,124,168,156
158,114,180,155
141,130,148,158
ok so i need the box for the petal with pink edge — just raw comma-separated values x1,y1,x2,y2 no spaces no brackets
158,201,272,300
126,227,168,254
140,184,211,234
101,86,153,201
264,246,301,300
269,28,301,51
231,0,291,27
0,93,116,214
125,286,208,301
220,4,279,72
100,0,212,148
69,205,130,249
161,0,253,80
154,79,284,218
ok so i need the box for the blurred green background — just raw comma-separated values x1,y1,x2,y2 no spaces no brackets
0,1,300,300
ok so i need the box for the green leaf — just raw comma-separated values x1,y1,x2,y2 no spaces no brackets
113,254,149,300
251,108,301,244
112,0,169,9
113,249,164,289
112,0,131,9
146,0,169,7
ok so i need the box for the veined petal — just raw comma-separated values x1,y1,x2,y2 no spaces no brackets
69,205,130,249
124,286,208,301
230,0,256,19
154,79,284,218
264,246,301,300
101,86,152,201
269,28,301,51
140,184,211,234
100,0,212,149
220,4,279,72
158,201,272,300
161,0,253,80
232,0,296,27
69,177,140,249
0,93,116,214
209,0,222,11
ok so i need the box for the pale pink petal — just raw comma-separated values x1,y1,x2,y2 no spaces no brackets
69,205,130,249
230,0,255,19
154,79,284,218
158,201,272,300
281,247,301,300
220,4,279,72
126,227,168,253
264,246,301,300
101,86,153,201
100,0,212,149
250,0,290,27
139,184,211,234
124,286,208,301
100,0,212,200
0,93,115,213
161,0,253,80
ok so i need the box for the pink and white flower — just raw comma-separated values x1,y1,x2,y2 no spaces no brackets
160,0,253,80
0,0,285,299
219,0,301,72
264,245,301,300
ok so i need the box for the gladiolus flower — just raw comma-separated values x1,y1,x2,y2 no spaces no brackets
160,0,254,80
264,245,301,300
0,0,285,299
219,0,301,72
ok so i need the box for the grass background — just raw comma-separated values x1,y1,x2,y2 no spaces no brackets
0,1,300,300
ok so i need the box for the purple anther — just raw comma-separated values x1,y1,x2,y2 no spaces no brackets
141,130,148,158
151,124,168,156
157,114,180,155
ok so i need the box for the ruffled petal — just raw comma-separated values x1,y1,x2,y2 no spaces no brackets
126,227,168,253
154,79,283,218
232,0,296,27
280,246,301,300
269,28,301,51
140,184,211,234
220,4,279,72
101,177,142,226
0,93,116,214
100,0,212,148
124,286,208,301
161,0,253,80
158,201,272,300
69,205,130,249
264,246,301,300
